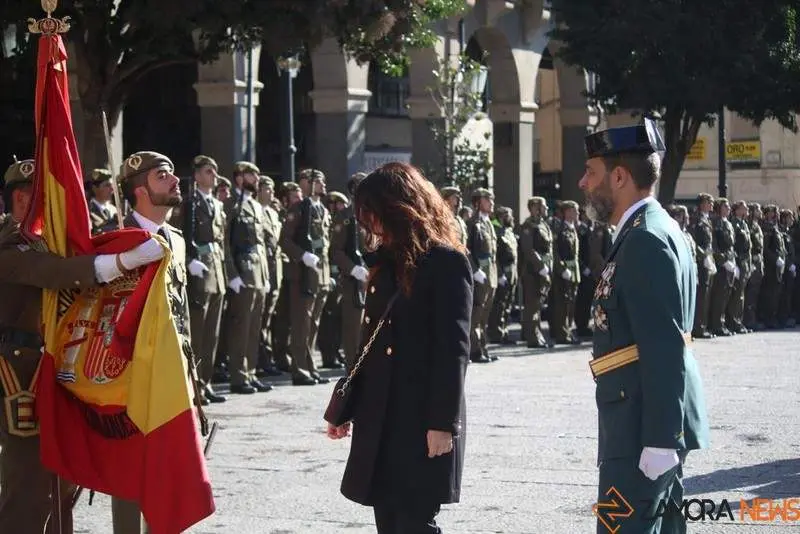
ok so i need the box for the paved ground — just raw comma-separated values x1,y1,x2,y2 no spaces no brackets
74,327,800,533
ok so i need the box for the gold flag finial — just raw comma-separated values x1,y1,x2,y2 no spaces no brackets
28,0,71,35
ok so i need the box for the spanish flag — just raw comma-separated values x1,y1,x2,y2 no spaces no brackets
24,33,214,533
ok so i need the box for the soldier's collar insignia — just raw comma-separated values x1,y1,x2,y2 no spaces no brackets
126,154,142,170
19,162,34,177
632,215,642,227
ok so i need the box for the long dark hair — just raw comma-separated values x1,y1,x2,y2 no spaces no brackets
354,162,466,295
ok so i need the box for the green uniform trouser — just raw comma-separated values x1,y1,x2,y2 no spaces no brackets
551,277,578,342
271,278,292,369
487,277,516,342
521,272,550,345
112,498,148,534
596,452,687,534
470,282,495,358
339,277,365,370
316,283,342,365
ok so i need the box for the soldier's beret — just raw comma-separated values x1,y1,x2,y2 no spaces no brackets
584,118,665,159
119,151,174,183
298,168,326,183
527,196,547,209
494,206,512,218
675,204,689,214
348,172,367,193
3,159,35,188
471,187,494,201
328,191,349,205
192,155,218,172
731,200,748,210
561,200,579,210
697,193,714,203
215,176,232,188
232,161,259,176
440,186,461,199
90,168,113,185
747,202,761,210
763,204,778,214
714,197,730,209
258,175,274,188
780,208,794,217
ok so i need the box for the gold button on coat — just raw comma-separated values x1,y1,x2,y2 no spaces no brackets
13,350,21,356
386,347,393,356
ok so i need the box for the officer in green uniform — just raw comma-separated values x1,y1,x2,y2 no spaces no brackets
88,168,119,234
580,120,709,534
441,186,468,247
222,161,272,394
518,197,554,348
744,203,765,330
778,209,797,327
466,188,498,363
551,200,581,345
487,206,518,344
691,194,716,338
214,175,232,203
589,221,614,279
317,190,349,368
330,173,369,370
759,205,785,328
256,175,285,376
185,155,227,403
279,169,332,385
725,201,752,333
708,198,737,336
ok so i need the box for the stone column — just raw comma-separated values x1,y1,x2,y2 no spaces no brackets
194,50,263,176
308,88,371,192
492,102,537,221
560,107,591,201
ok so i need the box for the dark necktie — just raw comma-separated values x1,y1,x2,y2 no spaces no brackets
157,227,172,250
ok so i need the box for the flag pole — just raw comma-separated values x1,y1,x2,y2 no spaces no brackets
101,110,125,229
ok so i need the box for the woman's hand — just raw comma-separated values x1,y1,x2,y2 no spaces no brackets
426,430,453,458
326,422,351,440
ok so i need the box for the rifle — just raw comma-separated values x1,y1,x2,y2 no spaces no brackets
295,197,313,295
184,177,198,261
348,213,366,308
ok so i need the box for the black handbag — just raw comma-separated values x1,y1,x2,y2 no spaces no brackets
324,291,399,426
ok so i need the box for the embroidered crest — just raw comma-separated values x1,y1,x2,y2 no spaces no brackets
126,154,142,171
593,305,609,332
19,161,34,178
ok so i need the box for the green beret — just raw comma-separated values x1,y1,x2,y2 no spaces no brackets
527,196,547,209
747,202,761,210
90,168,113,185
713,198,729,210
471,187,494,201
119,151,174,183
298,168,326,183
780,208,794,217
258,175,274,187
731,200,748,211
440,186,461,199
280,181,301,195
494,206,512,218
561,200,579,210
3,159,35,188
193,155,218,172
215,176,231,188
763,204,778,214
697,193,714,203
232,161,260,176
328,191,349,205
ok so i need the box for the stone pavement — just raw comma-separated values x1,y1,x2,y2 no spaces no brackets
74,327,800,533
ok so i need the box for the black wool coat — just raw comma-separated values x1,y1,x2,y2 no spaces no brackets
340,244,473,507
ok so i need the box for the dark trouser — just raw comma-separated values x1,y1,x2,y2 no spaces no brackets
725,270,749,331
759,269,783,327
373,500,442,534
111,498,148,534
575,273,595,334
693,268,714,335
487,276,517,342
551,277,578,342
271,277,292,369
743,263,763,327
778,271,796,324
189,290,224,386
708,268,733,333
317,283,343,365
340,277,365,370
596,452,687,534
521,273,550,346
258,279,281,369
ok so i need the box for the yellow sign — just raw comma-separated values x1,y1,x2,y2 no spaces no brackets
726,140,761,163
686,138,706,161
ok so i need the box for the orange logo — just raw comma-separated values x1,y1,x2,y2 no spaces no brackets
594,487,634,533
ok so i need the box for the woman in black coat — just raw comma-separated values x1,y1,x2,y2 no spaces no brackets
326,162,472,533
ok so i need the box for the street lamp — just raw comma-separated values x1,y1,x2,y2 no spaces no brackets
277,55,301,183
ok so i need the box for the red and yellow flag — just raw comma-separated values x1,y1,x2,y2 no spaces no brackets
24,34,214,533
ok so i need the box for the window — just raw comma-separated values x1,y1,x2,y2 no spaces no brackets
368,64,409,117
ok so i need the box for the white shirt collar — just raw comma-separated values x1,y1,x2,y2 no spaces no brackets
132,210,165,235
198,188,213,200
234,188,252,199
612,196,656,243
91,198,110,210
479,212,490,221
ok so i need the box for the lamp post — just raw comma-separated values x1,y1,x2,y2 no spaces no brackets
245,48,254,161
277,55,300,183
717,105,728,198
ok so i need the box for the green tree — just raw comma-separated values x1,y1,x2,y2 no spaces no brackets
551,0,800,203
0,0,467,171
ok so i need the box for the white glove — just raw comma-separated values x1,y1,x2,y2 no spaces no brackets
777,257,786,269
733,266,740,279
791,264,797,275
538,267,549,277
723,260,736,273
188,259,209,278
561,270,573,281
703,255,715,271
582,267,591,276
638,447,680,481
119,238,165,271
264,281,271,293
473,270,487,284
350,265,369,283
498,275,507,287
228,276,245,294
302,251,319,268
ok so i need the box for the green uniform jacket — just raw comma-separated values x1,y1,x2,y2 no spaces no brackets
591,199,709,462
732,217,753,279
494,223,518,286
518,216,553,277
466,214,498,288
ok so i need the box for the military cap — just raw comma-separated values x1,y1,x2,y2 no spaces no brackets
697,192,714,203
780,208,794,217
763,204,778,214
495,206,512,218
119,151,174,183
232,161,259,176
215,176,231,189
731,200,748,211
561,200,579,210
713,197,730,210
298,168,325,183
281,181,301,193
527,196,547,209
747,201,761,210
3,159,35,188
584,118,665,159
192,155,218,172
440,186,462,200
471,187,494,201
347,172,367,194
674,204,689,214
328,191,349,205
258,175,274,188
90,168,113,185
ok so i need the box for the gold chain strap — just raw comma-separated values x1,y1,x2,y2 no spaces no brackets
336,314,388,396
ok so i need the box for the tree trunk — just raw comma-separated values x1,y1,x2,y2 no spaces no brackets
656,107,703,204
77,105,123,175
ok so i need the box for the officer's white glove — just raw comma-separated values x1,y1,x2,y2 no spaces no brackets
638,447,680,481
791,264,797,275
539,267,549,277
561,270,573,281
188,259,209,278
350,265,369,283
734,266,740,279
264,281,271,293
703,255,715,271
302,251,319,268
473,270,487,284
120,238,164,270
777,257,786,269
498,275,507,287
724,260,736,273
228,276,245,294
583,267,591,277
